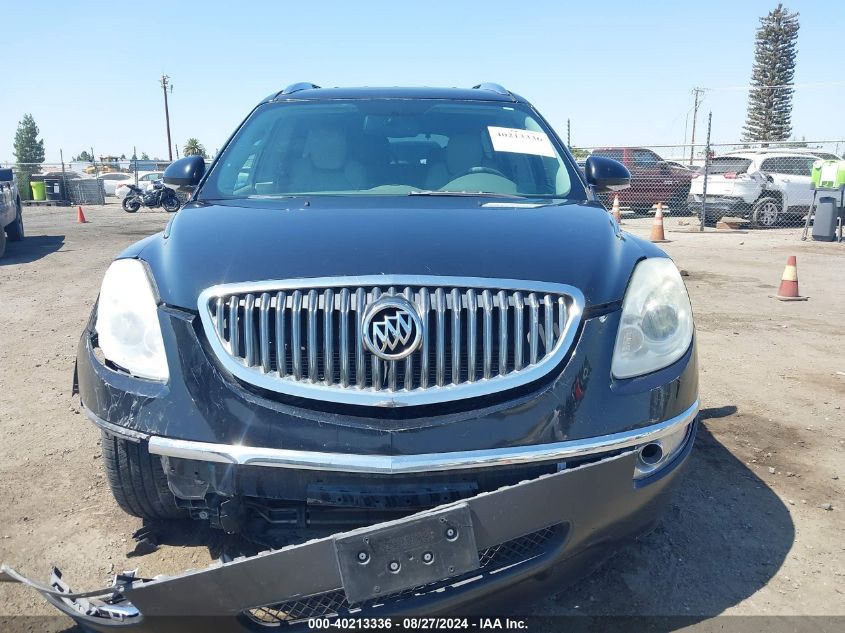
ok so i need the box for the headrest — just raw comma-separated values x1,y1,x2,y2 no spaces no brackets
446,134,483,174
305,128,348,170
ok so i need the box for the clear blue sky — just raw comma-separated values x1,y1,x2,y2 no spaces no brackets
2,0,843,163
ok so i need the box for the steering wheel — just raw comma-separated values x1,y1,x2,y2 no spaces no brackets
453,166,507,179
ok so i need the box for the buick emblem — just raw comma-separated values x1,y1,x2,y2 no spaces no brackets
362,296,423,361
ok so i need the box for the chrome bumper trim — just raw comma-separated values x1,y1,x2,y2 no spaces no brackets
147,400,699,474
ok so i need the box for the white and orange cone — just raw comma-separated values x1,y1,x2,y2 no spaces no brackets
774,256,808,301
611,194,622,224
650,202,669,242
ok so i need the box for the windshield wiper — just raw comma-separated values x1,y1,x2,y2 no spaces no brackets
409,190,528,199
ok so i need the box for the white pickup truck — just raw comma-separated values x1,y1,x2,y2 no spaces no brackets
0,168,25,258
688,152,818,228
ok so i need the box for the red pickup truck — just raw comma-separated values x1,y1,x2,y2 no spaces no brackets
590,147,696,214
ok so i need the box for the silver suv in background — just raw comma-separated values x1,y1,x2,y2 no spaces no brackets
688,152,819,228
0,168,25,258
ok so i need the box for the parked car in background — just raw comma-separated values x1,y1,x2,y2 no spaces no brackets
665,161,697,171
724,147,841,161
98,172,135,196
590,147,696,214
36,170,88,180
115,172,166,199
0,168,24,258
688,152,816,227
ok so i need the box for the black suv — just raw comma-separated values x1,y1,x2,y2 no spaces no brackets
15,84,699,628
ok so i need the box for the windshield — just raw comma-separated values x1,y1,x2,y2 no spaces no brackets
201,99,583,200
708,157,753,175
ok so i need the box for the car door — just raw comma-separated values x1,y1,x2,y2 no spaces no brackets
0,169,14,227
760,157,813,210
631,149,673,205
782,156,815,209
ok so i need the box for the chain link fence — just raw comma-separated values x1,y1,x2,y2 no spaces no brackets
0,159,194,206
572,140,844,232
4,141,843,233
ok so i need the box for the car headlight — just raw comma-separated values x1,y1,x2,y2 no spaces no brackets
611,258,693,379
95,259,169,381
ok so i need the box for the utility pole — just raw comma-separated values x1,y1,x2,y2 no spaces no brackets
689,87,704,165
700,112,713,233
160,74,174,161
567,119,571,146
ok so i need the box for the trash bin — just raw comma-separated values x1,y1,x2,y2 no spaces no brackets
811,196,840,242
44,177,65,201
811,160,845,189
31,181,46,201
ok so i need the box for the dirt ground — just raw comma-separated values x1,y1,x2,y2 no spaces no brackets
0,203,843,629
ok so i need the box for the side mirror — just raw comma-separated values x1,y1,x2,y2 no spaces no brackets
164,155,205,187
584,156,630,192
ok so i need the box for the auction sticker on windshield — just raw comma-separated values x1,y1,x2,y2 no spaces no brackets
488,126,556,158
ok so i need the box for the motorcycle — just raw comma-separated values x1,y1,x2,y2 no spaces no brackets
121,179,181,213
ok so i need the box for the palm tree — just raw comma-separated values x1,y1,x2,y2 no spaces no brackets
183,138,206,158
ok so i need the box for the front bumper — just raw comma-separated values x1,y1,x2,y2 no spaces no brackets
687,194,751,219
75,304,699,458
1,419,697,630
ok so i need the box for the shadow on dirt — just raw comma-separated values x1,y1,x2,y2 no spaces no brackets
531,405,795,620
0,235,65,265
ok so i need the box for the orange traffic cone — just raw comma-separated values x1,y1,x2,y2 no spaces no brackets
611,194,622,224
650,202,669,242
77,206,88,223
773,256,808,301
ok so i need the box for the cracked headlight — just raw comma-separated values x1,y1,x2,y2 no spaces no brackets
95,259,168,381
612,258,693,379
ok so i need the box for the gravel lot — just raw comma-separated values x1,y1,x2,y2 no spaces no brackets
1,203,843,629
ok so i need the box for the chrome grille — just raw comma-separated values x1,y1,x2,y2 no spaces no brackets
198,276,583,406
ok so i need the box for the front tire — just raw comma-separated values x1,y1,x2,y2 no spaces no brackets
122,196,141,213
6,203,24,241
101,432,184,520
162,192,181,213
751,197,780,229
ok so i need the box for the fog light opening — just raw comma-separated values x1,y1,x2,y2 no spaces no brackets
638,442,664,466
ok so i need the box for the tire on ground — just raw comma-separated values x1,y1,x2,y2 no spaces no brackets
6,204,24,241
751,196,780,229
122,197,140,213
101,431,185,520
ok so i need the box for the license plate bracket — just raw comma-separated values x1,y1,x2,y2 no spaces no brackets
334,503,478,605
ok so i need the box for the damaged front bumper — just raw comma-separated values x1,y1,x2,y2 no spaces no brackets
1,422,696,631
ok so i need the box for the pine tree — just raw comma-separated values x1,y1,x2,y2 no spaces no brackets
13,114,45,201
742,5,800,143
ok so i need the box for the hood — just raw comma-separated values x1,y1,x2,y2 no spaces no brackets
127,197,661,310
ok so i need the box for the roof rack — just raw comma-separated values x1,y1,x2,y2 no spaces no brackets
472,83,511,96
280,82,321,95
